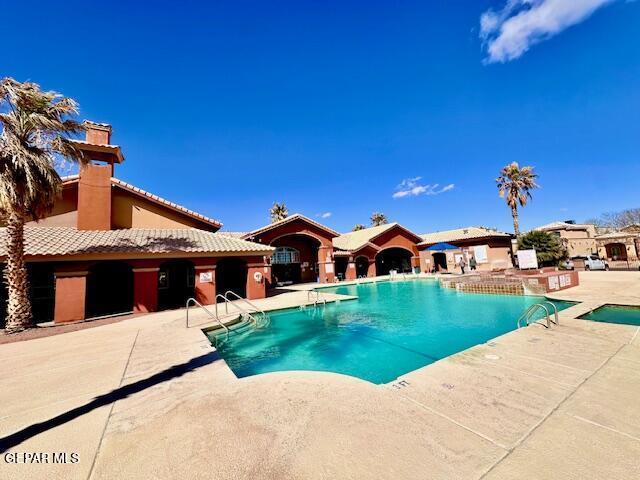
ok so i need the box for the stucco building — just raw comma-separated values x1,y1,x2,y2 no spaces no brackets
595,225,640,269
533,221,597,257
417,226,514,272
242,217,423,285
0,122,274,326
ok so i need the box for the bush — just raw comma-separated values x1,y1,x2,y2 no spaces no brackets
518,231,567,267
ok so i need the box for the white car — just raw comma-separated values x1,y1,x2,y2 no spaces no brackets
564,255,609,271
584,254,609,271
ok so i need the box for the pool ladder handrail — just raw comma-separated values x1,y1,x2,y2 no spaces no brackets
517,301,559,329
214,293,266,329
307,290,327,307
185,297,229,342
223,290,270,328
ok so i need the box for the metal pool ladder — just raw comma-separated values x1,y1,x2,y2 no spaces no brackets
213,291,270,329
221,290,270,328
517,301,559,329
307,290,326,307
185,298,229,342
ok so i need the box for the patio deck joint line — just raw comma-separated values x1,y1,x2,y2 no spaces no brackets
571,415,640,443
86,329,140,480
478,342,626,479
486,349,593,374
458,350,578,388
630,326,640,344
385,385,510,450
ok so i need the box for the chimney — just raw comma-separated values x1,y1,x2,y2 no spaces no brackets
75,121,124,231
85,121,112,145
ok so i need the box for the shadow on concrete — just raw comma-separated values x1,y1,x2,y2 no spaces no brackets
0,351,220,453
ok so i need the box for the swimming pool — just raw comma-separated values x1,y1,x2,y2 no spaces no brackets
580,304,640,326
209,280,575,384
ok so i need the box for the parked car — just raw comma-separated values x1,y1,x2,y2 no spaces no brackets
564,255,609,271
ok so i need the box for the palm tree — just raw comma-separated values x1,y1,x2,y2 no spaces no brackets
269,202,288,223
352,224,366,231
370,212,388,227
496,162,539,236
0,78,85,333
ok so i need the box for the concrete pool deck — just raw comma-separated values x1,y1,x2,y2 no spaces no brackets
1,271,640,479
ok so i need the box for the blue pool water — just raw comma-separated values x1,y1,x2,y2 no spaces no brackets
209,280,575,384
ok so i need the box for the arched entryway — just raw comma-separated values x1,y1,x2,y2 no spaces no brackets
270,234,321,286
605,243,627,261
334,257,348,281
86,261,134,318
355,256,369,277
158,260,195,311
432,253,448,272
375,248,413,276
216,257,248,299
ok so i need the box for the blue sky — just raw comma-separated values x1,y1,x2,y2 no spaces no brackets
2,0,639,233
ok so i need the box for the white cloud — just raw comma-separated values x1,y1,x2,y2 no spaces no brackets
392,177,455,199
480,0,618,63
317,212,332,218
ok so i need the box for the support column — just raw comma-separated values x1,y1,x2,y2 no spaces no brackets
346,256,357,280
246,261,267,300
133,267,159,313
54,270,87,323
262,256,273,289
317,245,335,283
367,259,376,278
194,264,216,305
411,255,420,273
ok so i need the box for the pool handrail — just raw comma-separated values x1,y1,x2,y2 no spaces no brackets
185,297,229,342
517,302,553,329
307,290,327,307
543,301,559,325
223,290,270,328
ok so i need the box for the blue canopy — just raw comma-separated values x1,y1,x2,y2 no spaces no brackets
426,242,459,251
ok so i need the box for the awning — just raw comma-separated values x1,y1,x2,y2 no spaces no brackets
426,242,459,251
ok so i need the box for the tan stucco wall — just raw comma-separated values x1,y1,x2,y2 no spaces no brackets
566,238,597,257
111,189,214,231
25,186,78,228
547,227,597,258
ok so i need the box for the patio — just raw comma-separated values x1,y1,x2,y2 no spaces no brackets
1,272,639,479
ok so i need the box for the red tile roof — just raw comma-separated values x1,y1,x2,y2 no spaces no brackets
0,227,274,259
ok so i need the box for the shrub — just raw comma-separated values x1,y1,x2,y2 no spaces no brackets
518,231,567,267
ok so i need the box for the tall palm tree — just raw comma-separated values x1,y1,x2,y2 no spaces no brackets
370,212,388,227
0,78,85,333
269,202,288,223
352,223,365,231
496,162,539,236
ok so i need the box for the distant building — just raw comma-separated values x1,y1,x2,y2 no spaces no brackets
595,225,640,269
243,216,422,284
534,221,597,257
417,226,514,272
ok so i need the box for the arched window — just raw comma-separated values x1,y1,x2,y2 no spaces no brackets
271,247,301,265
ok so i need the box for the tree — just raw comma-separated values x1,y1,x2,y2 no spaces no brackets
0,78,86,333
352,224,366,231
586,208,640,229
496,162,539,236
269,202,288,223
370,212,388,227
518,231,567,267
